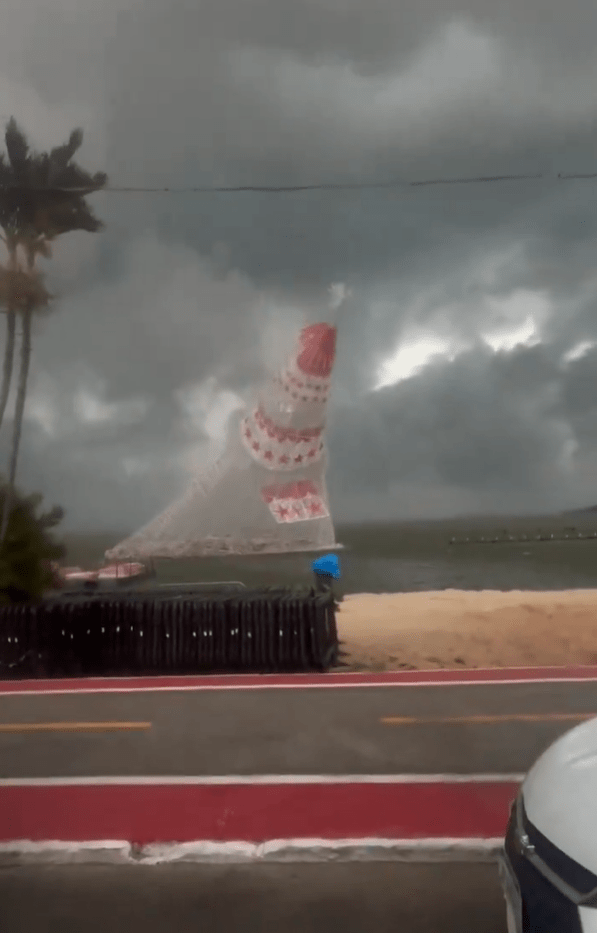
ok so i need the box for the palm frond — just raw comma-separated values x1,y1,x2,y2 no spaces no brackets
0,120,106,245
30,153,51,190
0,153,10,186
47,129,83,185
52,161,107,194
35,195,104,236
51,129,83,167
38,504,64,529
4,119,29,179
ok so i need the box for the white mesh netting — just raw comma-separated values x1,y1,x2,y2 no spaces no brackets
105,323,338,560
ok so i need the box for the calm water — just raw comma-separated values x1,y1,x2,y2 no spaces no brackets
63,511,597,595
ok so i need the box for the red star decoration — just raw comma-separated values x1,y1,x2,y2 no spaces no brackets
252,442,260,451
279,454,290,464
302,396,308,401
307,448,317,458
294,454,303,463
308,500,324,516
244,428,251,439
275,505,289,520
264,450,274,460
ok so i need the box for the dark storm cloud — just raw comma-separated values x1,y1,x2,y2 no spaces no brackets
329,342,585,519
0,420,184,535
0,0,596,530
33,234,271,400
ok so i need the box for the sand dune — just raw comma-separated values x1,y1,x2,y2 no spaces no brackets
336,589,597,671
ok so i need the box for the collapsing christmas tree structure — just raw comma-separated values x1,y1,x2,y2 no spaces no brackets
106,322,339,560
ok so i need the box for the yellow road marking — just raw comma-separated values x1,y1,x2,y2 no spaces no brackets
381,713,597,726
0,722,152,733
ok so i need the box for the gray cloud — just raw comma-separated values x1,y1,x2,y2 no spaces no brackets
330,342,577,515
0,0,596,533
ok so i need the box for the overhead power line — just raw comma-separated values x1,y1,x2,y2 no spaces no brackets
0,171,596,194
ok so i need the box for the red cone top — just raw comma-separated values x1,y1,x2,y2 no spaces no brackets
296,323,337,379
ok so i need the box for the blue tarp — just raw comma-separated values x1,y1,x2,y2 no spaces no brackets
311,553,341,580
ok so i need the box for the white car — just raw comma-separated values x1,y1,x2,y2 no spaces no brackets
500,716,597,933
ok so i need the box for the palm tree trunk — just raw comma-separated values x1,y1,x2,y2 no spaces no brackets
0,309,16,430
0,244,19,434
0,308,32,543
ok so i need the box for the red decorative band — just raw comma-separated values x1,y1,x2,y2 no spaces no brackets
254,407,322,443
261,480,319,503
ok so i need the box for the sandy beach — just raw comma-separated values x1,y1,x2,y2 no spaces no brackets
336,590,597,671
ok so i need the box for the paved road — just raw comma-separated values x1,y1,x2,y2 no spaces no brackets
0,680,596,777
0,862,506,933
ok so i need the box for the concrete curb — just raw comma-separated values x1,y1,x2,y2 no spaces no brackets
0,838,505,866
0,841,133,866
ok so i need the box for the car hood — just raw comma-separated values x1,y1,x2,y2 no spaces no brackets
523,716,597,875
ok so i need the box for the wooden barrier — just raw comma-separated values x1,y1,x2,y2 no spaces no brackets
0,587,339,678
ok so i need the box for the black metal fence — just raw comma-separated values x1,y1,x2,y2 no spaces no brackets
0,587,339,678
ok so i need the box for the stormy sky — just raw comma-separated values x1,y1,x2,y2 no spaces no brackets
1,0,597,533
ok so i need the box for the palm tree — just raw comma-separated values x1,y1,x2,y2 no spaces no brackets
0,480,66,604
0,117,107,542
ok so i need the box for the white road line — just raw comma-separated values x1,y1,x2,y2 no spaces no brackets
2,677,597,697
0,773,525,786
